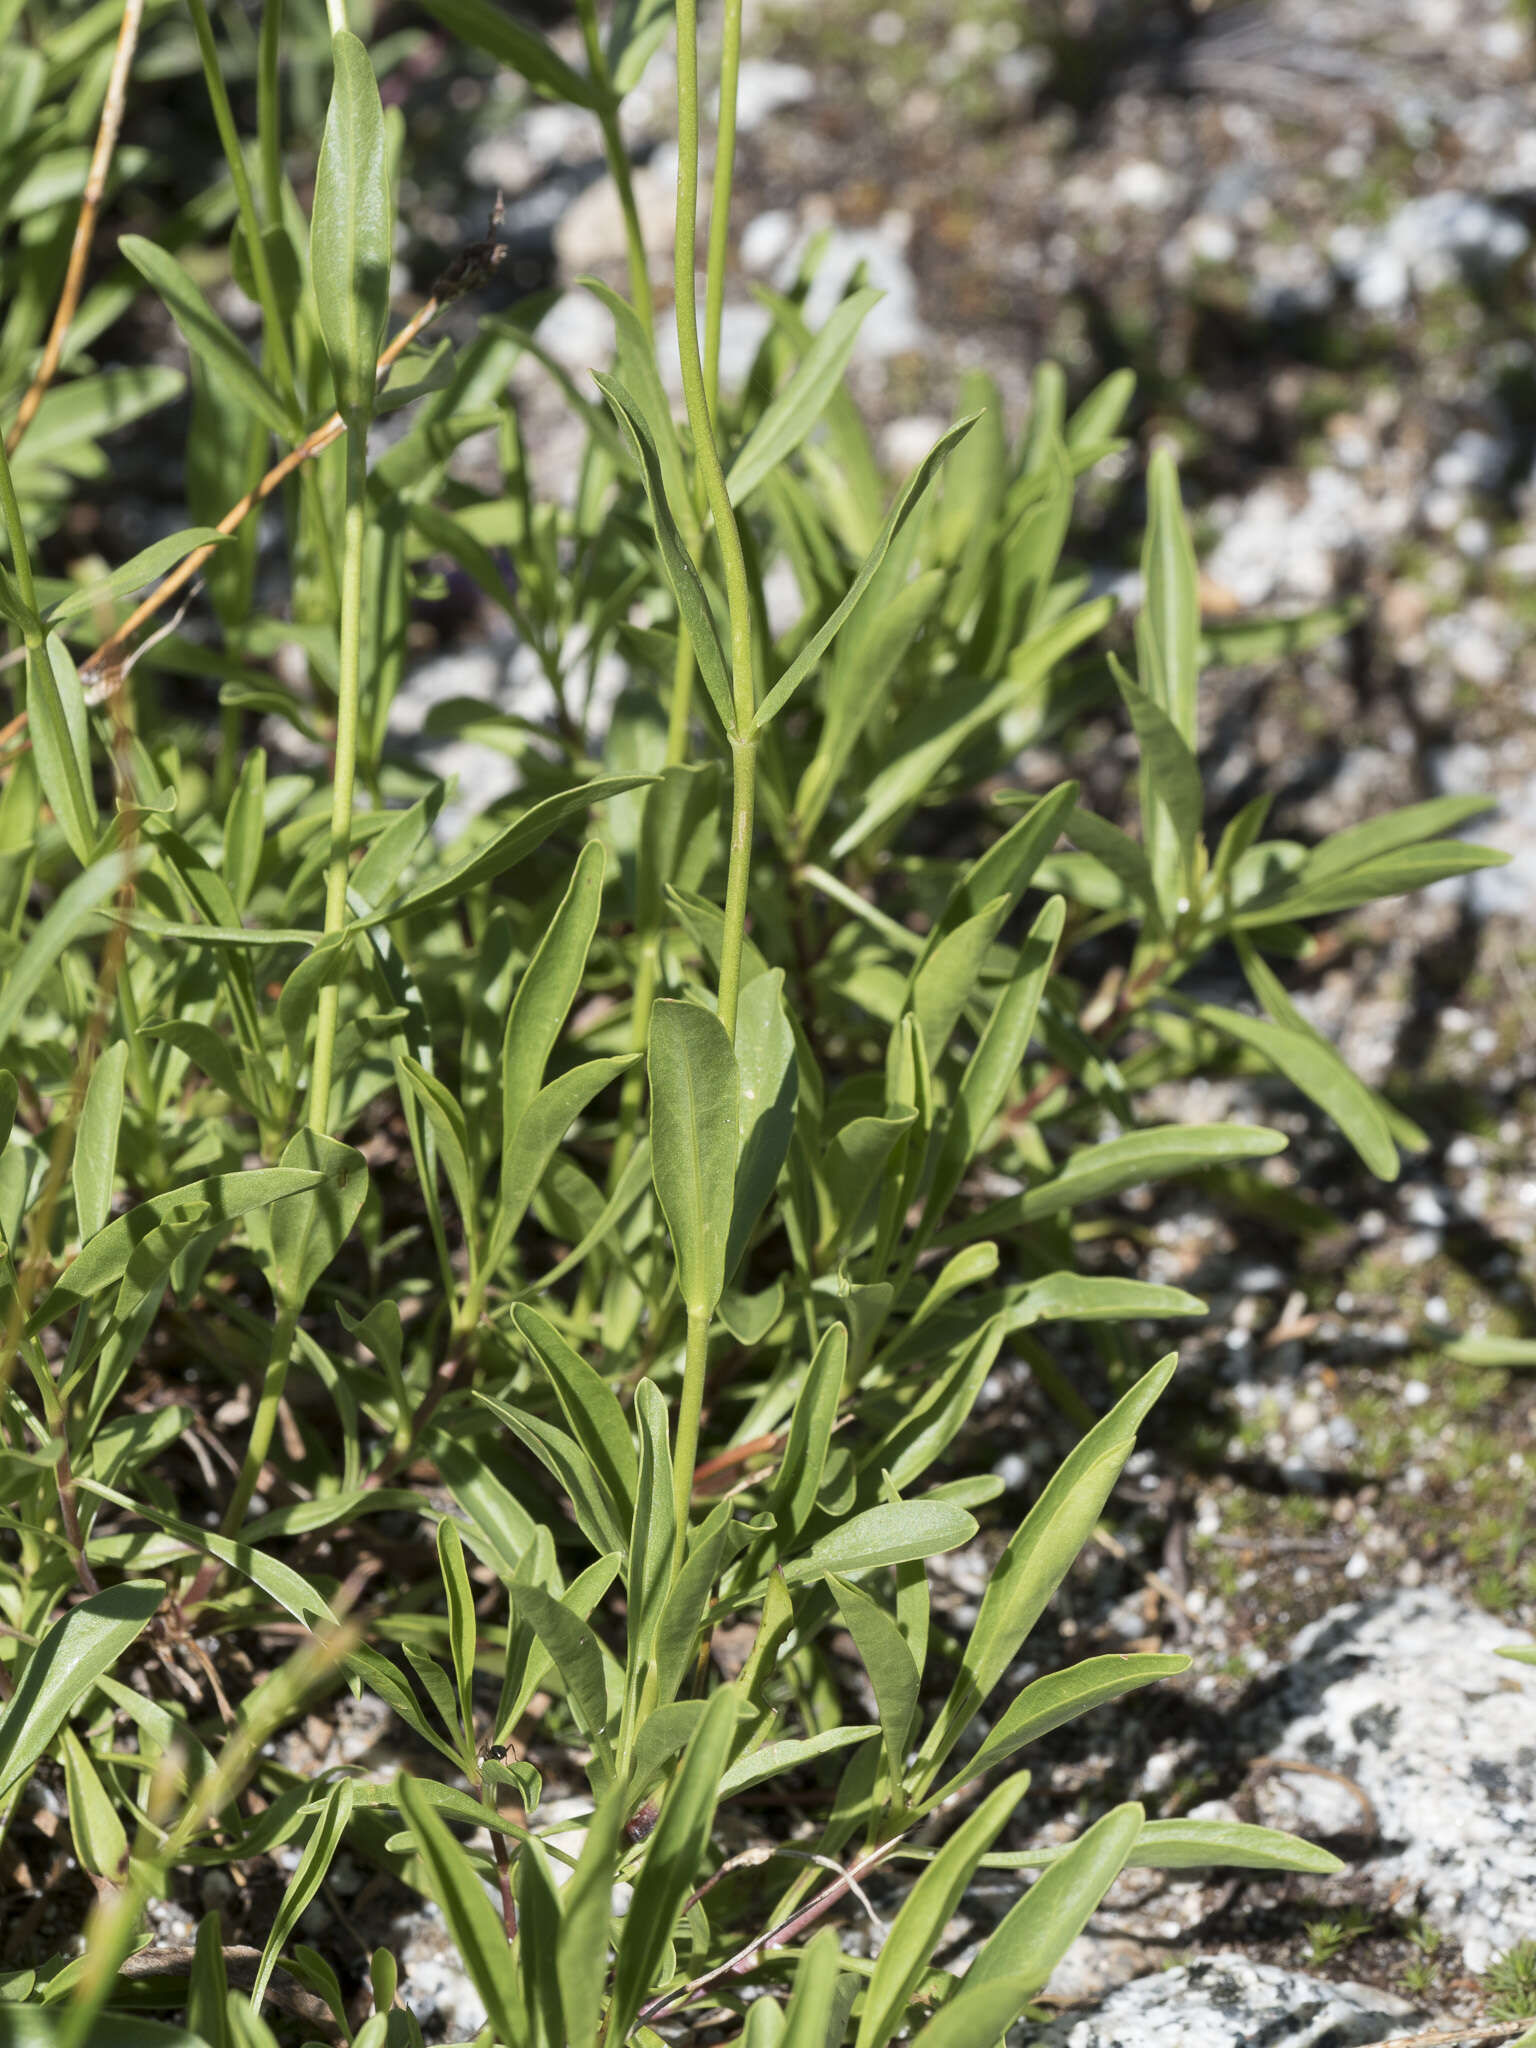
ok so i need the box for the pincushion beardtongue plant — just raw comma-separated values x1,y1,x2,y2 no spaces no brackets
0,0,1516,2040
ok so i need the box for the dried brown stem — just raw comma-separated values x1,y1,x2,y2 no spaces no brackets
4,0,145,459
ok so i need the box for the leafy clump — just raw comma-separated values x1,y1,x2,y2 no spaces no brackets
0,0,1506,2042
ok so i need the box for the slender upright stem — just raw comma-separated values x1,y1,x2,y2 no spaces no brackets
671,1309,710,1567
222,1301,300,1535
674,0,757,1039
308,420,368,1134
185,0,299,409
257,0,285,227
0,436,40,632
573,0,654,332
704,0,743,418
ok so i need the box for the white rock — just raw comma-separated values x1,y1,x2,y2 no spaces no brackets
1024,1955,1419,2045
725,58,814,134
740,208,799,274
553,163,676,277
1245,1588,1536,1971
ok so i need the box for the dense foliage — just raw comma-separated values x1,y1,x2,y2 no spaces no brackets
0,1,1510,2043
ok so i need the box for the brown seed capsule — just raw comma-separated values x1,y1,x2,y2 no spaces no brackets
625,1801,659,1844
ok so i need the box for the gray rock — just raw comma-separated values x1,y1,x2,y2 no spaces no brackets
1025,1956,1419,2046
1246,1588,1536,1971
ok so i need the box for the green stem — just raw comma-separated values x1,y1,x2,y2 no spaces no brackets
717,735,757,1036
674,0,757,1038
222,1300,300,1535
257,0,285,227
672,1308,710,1568
572,0,654,332
704,0,743,417
308,418,368,1134
185,0,299,409
0,439,38,631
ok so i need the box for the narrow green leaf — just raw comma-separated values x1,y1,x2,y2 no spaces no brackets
1195,999,1396,1180
514,1304,637,1527
310,32,393,419
32,1167,323,1327
556,1783,624,2048
942,1122,1286,1241
905,1976,1039,2048
855,1771,1031,2048
416,0,605,107
596,372,736,736
501,838,605,1137
916,1356,1175,1782
362,776,649,928
58,1726,129,1880
717,1723,880,1797
608,1687,738,2042
827,1576,919,1784
506,1577,614,1765
726,288,882,506
753,417,977,733
395,1772,526,2048
493,1053,637,1259
766,1322,847,1542
44,529,231,626
73,1040,127,1242
787,1500,977,1583
936,1654,1188,1801
1111,649,1203,909
120,237,296,439
437,1518,478,1742
0,1582,163,1801
28,635,97,868
251,1779,356,2009
966,1801,1143,2008
648,1000,739,1319
265,1131,369,1309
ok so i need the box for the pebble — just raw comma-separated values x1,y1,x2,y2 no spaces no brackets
1023,1955,1419,2045
1245,1589,1536,1971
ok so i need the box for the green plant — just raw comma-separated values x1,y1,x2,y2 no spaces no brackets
1488,1941,1536,2021
1303,1905,1373,1968
0,0,1508,2041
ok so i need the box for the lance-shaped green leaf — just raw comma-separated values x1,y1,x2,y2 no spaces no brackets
31,1167,323,1328
1111,649,1203,912
395,1773,526,2048
0,1581,163,1801
59,1727,128,1882
516,1839,565,2048
1003,1273,1206,1330
827,1575,919,1785
418,0,605,107
854,1770,1031,2048
1232,839,1509,926
514,1305,636,1528
914,1355,1175,1783
361,775,650,927
1137,446,1199,743
913,785,1076,981
726,969,799,1279
251,1778,356,2009
766,1321,847,1543
556,1782,624,2048
265,1131,369,1311
786,1500,977,1583
310,32,393,419
506,1576,614,1768
73,1039,127,1243
582,277,691,525
608,1686,738,2042
120,238,297,440
931,1654,1187,1806
940,1122,1286,1241
1194,996,1396,1181
726,287,882,506
648,1000,739,1320
28,635,97,867
44,528,232,626
921,896,1063,1236
596,372,736,736
717,1723,881,1797
752,416,976,733
501,838,605,1137
905,1976,1040,2048
966,1801,1143,2010
437,1517,478,1741
491,1053,638,1262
